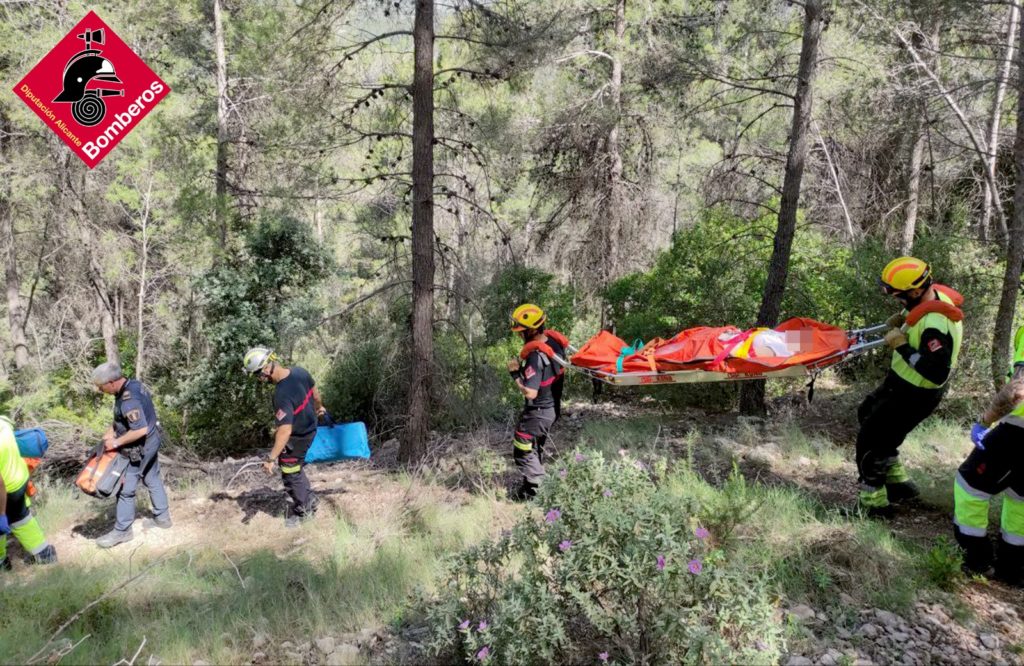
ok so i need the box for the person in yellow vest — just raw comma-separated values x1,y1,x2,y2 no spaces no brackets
0,416,56,569
952,325,1024,584
856,257,964,517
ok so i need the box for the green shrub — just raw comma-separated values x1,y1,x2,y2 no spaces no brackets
422,450,783,665
923,536,964,591
480,266,577,345
176,213,331,454
321,322,406,434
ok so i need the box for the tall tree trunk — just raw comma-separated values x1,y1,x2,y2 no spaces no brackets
214,0,230,247
599,0,627,330
981,1,1019,243
902,111,927,254
901,24,939,254
606,0,626,282
400,0,436,464
991,19,1024,388
0,111,29,373
97,290,120,365
135,179,153,379
69,160,120,366
739,0,824,415
2,219,28,373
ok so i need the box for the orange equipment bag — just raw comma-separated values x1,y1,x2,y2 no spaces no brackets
75,450,130,498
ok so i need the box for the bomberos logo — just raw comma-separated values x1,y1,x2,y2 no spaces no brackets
12,11,170,169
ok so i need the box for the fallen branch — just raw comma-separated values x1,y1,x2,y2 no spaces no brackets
221,549,247,589
27,555,175,664
226,461,262,489
49,633,90,665
159,455,210,474
112,636,147,666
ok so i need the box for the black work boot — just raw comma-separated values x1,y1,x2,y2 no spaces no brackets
886,481,921,504
284,506,313,529
510,479,537,502
305,494,320,516
955,529,994,577
863,503,896,519
33,544,57,565
96,528,134,549
995,540,1024,587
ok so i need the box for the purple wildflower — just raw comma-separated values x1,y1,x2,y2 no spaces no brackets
656,554,666,571
478,620,489,632
598,652,609,663
688,559,703,575
476,646,491,661
559,468,568,479
458,619,470,631
695,526,710,540
545,508,561,523
559,540,573,552
575,453,586,463
603,489,613,498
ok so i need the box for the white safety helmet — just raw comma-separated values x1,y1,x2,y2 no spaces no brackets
243,346,275,375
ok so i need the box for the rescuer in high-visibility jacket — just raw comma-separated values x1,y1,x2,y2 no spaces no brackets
0,416,56,570
952,325,1024,585
856,257,964,518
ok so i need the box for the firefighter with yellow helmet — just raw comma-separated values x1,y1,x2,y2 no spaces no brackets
855,257,964,517
506,304,569,499
951,325,1024,584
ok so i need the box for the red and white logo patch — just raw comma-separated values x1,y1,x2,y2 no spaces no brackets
524,366,536,380
12,11,170,168
927,339,943,352
275,409,286,421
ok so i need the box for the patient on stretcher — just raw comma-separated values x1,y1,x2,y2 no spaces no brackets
718,328,815,359
572,318,849,375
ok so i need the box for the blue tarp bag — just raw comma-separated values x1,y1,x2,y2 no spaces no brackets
15,428,48,458
305,413,370,464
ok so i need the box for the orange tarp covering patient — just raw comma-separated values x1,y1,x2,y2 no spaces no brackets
571,318,851,375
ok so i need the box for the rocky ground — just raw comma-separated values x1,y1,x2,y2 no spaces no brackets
781,597,1022,666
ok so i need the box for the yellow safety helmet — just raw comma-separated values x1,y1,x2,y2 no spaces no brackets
880,256,931,293
511,303,546,332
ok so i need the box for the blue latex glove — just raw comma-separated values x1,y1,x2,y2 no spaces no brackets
970,422,989,450
0,515,9,535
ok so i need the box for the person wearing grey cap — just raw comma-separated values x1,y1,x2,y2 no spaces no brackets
91,361,171,548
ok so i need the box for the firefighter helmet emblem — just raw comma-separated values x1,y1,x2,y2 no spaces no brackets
52,28,124,127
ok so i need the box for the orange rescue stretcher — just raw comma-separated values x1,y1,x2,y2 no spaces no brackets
566,318,889,386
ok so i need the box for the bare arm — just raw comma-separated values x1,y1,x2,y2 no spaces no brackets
312,387,325,415
981,367,1024,426
107,427,148,451
514,379,539,400
269,424,293,461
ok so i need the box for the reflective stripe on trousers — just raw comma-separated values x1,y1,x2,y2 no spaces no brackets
953,472,990,537
1002,487,1024,546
